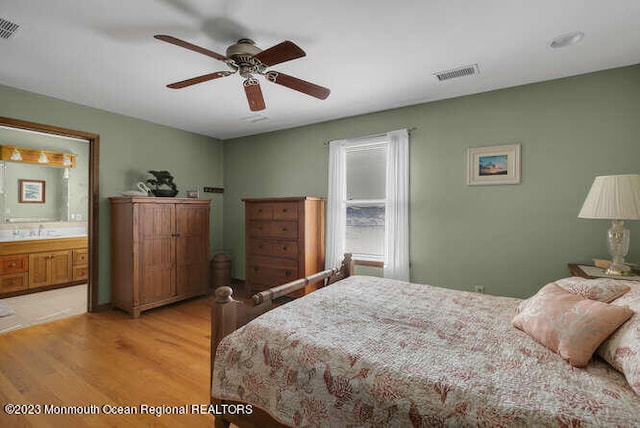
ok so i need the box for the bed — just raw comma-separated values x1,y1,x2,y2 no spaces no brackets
210,254,640,427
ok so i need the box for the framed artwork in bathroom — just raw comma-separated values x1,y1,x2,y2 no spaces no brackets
19,179,45,203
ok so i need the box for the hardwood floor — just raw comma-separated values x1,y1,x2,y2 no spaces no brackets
0,295,217,427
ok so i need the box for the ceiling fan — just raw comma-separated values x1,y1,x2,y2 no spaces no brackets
154,35,330,111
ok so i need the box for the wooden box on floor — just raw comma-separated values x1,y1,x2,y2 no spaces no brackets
109,197,211,317
243,196,325,297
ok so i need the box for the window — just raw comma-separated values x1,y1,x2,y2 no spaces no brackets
326,129,409,281
345,143,387,261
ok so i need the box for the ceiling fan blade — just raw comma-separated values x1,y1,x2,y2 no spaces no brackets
167,71,234,89
265,71,330,100
254,41,306,66
154,34,229,62
243,78,266,111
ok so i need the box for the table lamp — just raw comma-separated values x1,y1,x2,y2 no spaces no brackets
578,174,640,276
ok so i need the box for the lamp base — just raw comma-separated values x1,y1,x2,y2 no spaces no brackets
606,219,631,276
605,264,633,276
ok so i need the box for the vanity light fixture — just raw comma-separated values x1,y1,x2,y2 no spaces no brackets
10,148,22,161
0,145,76,168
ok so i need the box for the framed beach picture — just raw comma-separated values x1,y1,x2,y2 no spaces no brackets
19,179,46,203
467,143,521,185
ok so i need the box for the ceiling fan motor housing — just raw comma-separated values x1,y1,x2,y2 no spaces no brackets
225,39,262,58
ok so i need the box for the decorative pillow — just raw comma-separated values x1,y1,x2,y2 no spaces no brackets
555,277,631,302
512,283,633,367
597,281,640,395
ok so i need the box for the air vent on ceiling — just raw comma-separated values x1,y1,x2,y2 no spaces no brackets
241,113,269,123
0,18,20,40
434,64,479,82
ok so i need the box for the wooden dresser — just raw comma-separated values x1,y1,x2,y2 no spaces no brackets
110,197,211,317
243,197,325,296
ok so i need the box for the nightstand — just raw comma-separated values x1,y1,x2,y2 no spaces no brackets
568,263,640,281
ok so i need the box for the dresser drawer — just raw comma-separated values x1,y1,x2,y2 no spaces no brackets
246,255,298,287
249,239,298,259
0,273,28,294
246,265,298,289
0,255,28,275
272,241,298,258
248,221,298,239
272,203,298,220
247,204,274,220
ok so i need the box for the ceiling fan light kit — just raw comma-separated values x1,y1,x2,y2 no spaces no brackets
155,35,330,111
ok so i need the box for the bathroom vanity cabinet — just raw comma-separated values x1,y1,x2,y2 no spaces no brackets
0,237,88,297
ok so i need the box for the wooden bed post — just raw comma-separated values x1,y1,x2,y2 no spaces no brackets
210,254,354,427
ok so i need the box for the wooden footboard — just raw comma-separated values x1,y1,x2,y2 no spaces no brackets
210,253,353,427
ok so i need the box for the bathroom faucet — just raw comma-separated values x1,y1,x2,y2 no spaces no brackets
38,224,44,236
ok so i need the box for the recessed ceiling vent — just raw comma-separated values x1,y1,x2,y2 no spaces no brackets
0,18,20,40
241,113,269,123
434,64,480,82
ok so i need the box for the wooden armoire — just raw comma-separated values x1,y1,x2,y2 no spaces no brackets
243,197,325,297
109,197,210,317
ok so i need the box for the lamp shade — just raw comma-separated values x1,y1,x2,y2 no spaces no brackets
578,174,640,220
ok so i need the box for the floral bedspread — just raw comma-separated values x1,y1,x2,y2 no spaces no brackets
212,275,640,427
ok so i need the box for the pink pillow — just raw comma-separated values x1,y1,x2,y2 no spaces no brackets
512,283,633,367
597,281,640,395
555,277,631,302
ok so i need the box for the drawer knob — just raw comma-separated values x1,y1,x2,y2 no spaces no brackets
282,228,288,232
283,246,288,250
282,209,287,213
9,262,17,267
258,209,263,213
285,271,292,277
254,267,259,272
258,244,264,249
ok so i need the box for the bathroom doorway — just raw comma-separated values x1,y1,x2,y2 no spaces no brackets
0,116,99,332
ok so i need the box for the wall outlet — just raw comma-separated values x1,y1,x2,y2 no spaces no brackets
474,286,485,294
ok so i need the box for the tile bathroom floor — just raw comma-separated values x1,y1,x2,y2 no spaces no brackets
0,284,87,334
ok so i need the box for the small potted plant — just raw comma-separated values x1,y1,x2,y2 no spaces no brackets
146,170,178,197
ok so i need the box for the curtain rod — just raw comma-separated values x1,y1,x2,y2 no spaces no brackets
324,127,417,145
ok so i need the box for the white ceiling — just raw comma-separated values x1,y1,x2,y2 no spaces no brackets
1,0,639,140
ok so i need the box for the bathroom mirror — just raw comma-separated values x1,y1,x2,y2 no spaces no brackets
0,126,89,224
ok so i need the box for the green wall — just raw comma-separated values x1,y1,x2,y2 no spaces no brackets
2,64,639,303
223,64,640,298
0,84,224,304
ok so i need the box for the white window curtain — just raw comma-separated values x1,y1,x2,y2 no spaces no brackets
325,139,347,270
384,129,410,281
326,129,410,281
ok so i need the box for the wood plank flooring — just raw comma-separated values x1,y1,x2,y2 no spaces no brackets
0,296,216,427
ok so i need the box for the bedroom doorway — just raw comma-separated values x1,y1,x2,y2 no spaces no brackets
0,116,99,331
